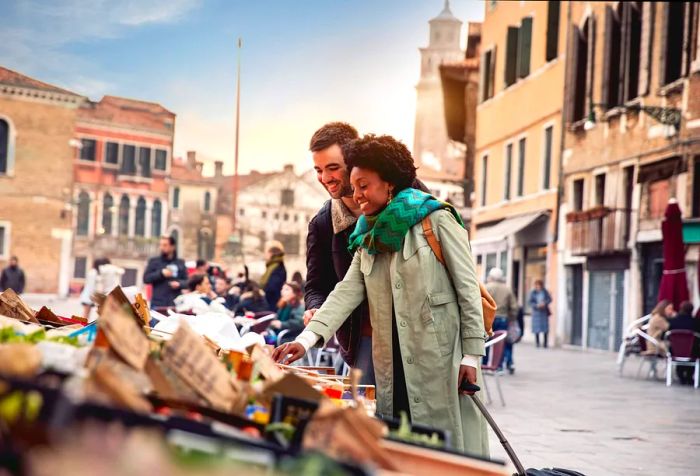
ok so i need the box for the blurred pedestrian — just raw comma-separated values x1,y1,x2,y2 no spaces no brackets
215,276,239,310
144,235,188,310
668,301,700,384
528,279,552,348
80,258,124,320
264,282,305,345
640,299,672,356
0,256,26,294
291,271,305,293
485,267,518,373
261,240,287,310
233,281,270,316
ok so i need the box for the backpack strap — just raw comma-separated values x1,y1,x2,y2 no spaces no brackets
421,217,445,266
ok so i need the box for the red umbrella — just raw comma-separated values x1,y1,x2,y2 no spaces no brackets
657,199,689,310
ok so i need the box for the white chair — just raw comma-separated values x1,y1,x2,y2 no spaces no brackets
482,330,508,406
617,314,652,376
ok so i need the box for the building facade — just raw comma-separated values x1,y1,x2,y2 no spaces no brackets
414,0,465,177
0,67,83,295
71,96,174,291
168,151,218,263
472,1,566,339
559,2,700,351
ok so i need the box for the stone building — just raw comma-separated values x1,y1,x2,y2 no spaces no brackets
168,151,218,262
471,1,566,339
559,2,700,351
0,66,84,295
413,0,465,177
71,95,174,291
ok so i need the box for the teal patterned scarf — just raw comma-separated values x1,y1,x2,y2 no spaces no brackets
348,188,463,254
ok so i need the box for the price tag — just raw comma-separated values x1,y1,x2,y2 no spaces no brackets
99,295,149,370
161,321,236,411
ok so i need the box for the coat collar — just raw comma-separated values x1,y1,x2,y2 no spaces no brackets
331,199,358,235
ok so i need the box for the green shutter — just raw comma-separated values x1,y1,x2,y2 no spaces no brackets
546,1,560,61
505,26,519,87
518,17,533,78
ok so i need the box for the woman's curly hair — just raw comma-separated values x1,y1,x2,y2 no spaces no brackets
342,134,417,192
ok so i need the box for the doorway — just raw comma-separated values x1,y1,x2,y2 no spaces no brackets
567,264,584,346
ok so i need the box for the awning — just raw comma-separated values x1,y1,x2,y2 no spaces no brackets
471,211,550,252
682,219,700,244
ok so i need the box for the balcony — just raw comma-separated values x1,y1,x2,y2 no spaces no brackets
566,207,631,256
92,235,160,259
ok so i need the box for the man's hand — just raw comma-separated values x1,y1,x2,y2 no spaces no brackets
303,308,318,326
162,268,174,278
458,365,478,396
272,342,306,364
168,281,181,289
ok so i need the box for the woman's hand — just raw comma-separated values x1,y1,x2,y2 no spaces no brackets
272,342,306,364
270,319,282,329
458,365,478,396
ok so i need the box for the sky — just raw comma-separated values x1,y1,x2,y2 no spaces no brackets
0,0,484,175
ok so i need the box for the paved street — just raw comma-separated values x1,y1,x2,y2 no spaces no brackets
484,343,700,476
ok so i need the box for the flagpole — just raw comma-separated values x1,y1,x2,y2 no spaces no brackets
232,37,242,233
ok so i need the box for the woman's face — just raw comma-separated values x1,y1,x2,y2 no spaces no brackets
664,303,675,317
350,167,393,216
281,284,295,301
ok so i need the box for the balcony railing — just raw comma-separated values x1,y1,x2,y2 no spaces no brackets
566,207,631,256
92,235,160,259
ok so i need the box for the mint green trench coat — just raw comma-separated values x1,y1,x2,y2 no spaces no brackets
306,209,490,456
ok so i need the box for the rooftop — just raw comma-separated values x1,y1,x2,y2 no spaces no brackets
0,66,81,97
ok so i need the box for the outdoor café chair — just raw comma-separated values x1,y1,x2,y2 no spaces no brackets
482,330,508,406
633,329,667,380
617,314,652,375
239,313,276,336
665,329,700,388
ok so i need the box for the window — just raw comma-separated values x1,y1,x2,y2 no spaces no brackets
105,142,119,165
625,3,642,101
504,17,533,87
504,143,513,200
0,119,8,174
76,191,90,236
283,213,289,221
602,5,623,107
121,145,136,174
0,223,8,258
572,179,584,211
122,268,137,287
542,126,553,190
73,257,87,279
480,48,496,102
568,17,593,123
546,1,560,61
505,27,519,87
134,197,146,237
118,195,130,236
594,174,606,206
239,208,245,216
648,180,670,219
139,147,151,178
102,193,113,235
622,166,635,242
151,200,162,237
485,253,498,275
274,212,279,220
262,210,267,219
204,191,211,212
154,149,167,171
662,2,685,85
603,3,642,107
172,187,180,209
517,138,526,197
480,155,488,206
80,139,96,161
281,189,294,207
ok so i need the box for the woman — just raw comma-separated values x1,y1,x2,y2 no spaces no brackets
264,282,305,345
260,241,287,310
80,258,124,320
233,281,270,316
274,134,489,456
528,279,552,348
641,300,671,355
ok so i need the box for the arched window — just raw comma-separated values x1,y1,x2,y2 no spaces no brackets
172,187,180,209
151,200,162,237
0,119,8,175
76,191,90,236
118,195,130,236
135,197,146,237
204,191,211,212
102,193,113,235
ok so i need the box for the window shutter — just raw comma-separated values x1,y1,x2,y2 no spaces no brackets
693,3,700,73
620,4,631,103
479,50,487,102
601,6,614,106
565,26,581,124
505,26,519,87
587,15,597,111
638,2,654,95
517,17,533,78
489,46,497,98
681,2,692,77
546,0,560,61
659,3,669,86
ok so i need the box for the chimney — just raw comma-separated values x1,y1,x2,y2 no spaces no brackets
187,150,197,168
214,160,223,177
283,164,294,174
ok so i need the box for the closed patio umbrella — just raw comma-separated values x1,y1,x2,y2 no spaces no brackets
657,199,689,310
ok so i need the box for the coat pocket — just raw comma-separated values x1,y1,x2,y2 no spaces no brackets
424,293,457,357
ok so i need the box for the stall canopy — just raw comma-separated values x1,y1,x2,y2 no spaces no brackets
658,199,689,309
470,211,549,253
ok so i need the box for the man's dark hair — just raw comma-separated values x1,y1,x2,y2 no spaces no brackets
188,273,208,292
93,257,110,270
195,259,207,268
679,300,694,316
343,134,417,192
309,122,359,152
161,235,176,246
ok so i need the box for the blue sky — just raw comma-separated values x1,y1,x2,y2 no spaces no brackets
0,0,484,174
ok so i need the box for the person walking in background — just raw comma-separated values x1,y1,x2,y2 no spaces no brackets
80,258,124,320
641,300,672,356
144,235,188,311
485,267,518,373
260,240,287,311
529,279,552,348
0,256,26,294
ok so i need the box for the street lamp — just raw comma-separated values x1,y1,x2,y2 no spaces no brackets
584,100,681,132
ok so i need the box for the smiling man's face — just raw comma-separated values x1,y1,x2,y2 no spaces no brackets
312,144,353,199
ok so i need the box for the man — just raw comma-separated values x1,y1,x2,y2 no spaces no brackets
215,275,239,310
485,267,518,373
0,256,26,294
143,235,188,310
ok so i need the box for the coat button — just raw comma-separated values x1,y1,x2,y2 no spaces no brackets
400,320,407,327
407,357,414,364
395,281,402,289
414,396,421,403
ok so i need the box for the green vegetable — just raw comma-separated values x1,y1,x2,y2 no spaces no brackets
389,411,443,448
